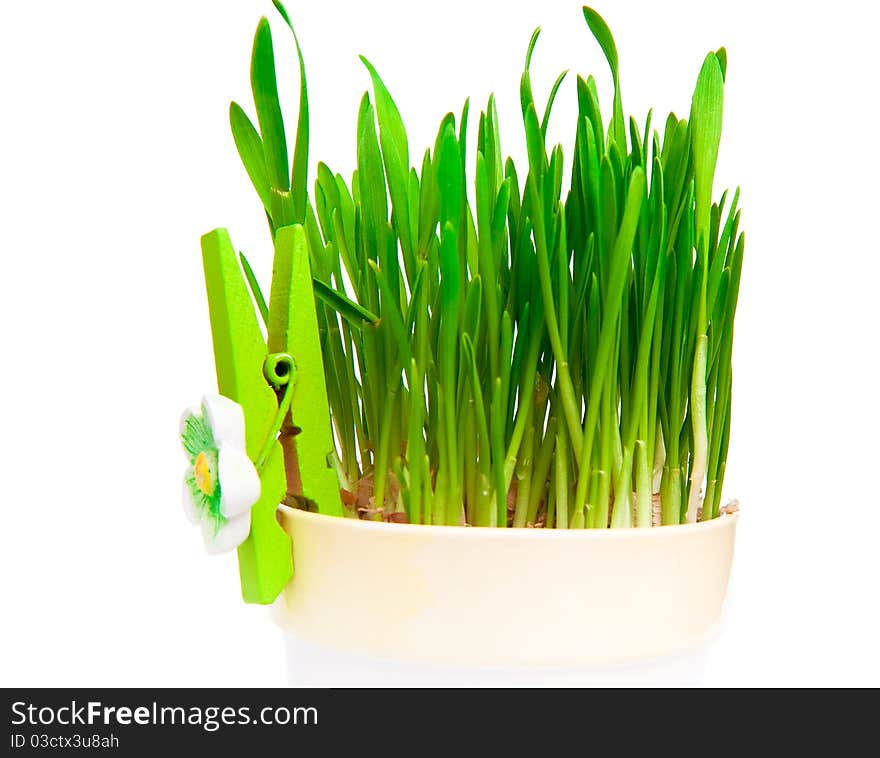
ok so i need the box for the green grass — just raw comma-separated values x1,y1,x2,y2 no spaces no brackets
228,1,743,527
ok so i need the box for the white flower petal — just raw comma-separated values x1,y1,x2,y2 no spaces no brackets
202,394,246,450
202,512,251,555
179,406,200,453
182,476,201,524
218,446,261,518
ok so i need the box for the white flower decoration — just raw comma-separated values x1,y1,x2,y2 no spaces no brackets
179,395,261,554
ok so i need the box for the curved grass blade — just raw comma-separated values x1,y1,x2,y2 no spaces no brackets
541,69,569,138
271,0,310,222
582,6,626,148
525,26,541,70
360,56,410,172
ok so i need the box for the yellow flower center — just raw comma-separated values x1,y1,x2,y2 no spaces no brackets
194,451,215,495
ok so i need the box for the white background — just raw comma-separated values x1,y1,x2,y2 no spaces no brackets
1,0,878,686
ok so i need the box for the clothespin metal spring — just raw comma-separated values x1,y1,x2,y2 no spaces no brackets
256,352,297,472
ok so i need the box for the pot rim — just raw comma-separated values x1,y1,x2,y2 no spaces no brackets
277,504,737,542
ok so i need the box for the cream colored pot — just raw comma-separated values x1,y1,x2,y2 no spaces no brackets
274,506,737,667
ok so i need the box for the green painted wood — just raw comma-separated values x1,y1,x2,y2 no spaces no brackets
273,225,344,517
201,228,293,604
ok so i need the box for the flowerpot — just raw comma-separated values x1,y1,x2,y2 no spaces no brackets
273,506,737,669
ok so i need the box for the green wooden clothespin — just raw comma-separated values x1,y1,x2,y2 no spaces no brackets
266,225,343,518
201,224,342,604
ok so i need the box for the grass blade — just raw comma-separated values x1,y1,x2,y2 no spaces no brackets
239,251,269,326
312,278,379,328
251,17,289,193
230,102,272,216
271,0,310,222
